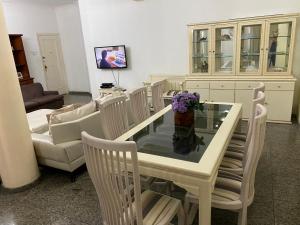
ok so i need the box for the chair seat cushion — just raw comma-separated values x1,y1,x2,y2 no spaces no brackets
33,95,63,105
229,138,245,147
225,150,244,160
219,157,243,175
141,190,181,225
221,157,243,169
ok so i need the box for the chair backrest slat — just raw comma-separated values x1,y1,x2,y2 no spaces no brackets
82,132,143,225
240,104,267,204
151,80,165,113
129,87,150,125
252,82,265,99
245,91,265,150
99,96,129,140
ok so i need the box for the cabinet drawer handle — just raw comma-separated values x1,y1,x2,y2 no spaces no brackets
248,85,251,88
277,85,281,88
221,85,224,88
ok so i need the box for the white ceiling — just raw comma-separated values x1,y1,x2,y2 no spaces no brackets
2,0,75,6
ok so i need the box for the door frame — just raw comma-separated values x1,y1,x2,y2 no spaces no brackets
37,33,69,93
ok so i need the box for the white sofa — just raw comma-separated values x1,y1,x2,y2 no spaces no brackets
31,111,103,173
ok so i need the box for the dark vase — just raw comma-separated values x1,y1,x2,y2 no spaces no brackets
174,110,194,127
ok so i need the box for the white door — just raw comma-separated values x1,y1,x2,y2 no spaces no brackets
38,34,68,94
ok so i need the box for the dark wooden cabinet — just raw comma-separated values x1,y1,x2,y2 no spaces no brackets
9,34,33,85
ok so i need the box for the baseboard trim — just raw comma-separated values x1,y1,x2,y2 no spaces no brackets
67,91,91,96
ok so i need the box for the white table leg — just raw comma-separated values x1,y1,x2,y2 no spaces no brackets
198,181,212,225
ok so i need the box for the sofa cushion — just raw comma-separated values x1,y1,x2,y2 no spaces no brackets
33,95,64,105
21,83,45,101
50,101,96,125
24,101,40,109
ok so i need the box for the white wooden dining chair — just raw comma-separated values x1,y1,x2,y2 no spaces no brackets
233,82,265,141
99,94,158,190
184,104,267,225
221,91,265,175
82,131,185,225
151,80,165,113
129,87,150,125
98,96,129,140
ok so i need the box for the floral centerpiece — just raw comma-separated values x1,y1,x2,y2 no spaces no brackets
172,92,203,126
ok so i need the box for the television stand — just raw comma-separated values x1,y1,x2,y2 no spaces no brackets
98,86,126,98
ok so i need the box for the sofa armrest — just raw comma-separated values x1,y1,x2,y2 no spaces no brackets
44,91,59,95
50,111,103,144
32,133,83,166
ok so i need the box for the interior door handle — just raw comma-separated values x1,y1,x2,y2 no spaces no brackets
44,65,48,71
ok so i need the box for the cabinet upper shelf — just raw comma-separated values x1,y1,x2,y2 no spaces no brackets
188,13,298,76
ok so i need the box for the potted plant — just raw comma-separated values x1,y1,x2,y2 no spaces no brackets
172,92,203,126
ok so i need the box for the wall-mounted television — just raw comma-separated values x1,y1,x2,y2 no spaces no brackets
94,45,127,69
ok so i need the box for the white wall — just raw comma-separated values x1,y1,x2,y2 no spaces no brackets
3,0,90,93
3,1,58,88
55,2,90,92
78,0,300,114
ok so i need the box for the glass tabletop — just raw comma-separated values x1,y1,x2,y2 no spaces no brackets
128,104,232,163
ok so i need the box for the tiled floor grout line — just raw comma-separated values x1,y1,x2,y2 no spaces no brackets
269,142,276,225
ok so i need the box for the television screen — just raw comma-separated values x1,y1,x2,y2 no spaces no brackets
94,45,127,69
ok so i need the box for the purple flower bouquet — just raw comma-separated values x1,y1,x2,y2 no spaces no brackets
172,92,201,113
172,92,203,126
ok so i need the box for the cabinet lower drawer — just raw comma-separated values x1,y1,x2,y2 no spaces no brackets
210,81,235,90
188,88,209,102
185,81,210,89
210,90,234,103
235,82,260,90
265,82,294,91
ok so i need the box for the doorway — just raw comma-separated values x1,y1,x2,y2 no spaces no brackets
37,33,68,94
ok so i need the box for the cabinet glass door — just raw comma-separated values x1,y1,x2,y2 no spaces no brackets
213,25,236,74
191,28,210,74
237,22,264,75
264,21,294,74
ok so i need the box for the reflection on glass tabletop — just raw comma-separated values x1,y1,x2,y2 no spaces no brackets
128,104,232,163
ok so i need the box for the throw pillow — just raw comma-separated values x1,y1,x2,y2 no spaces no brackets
50,101,96,125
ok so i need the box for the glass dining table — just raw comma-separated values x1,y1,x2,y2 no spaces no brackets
116,102,242,225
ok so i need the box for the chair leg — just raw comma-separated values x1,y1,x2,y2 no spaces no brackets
184,199,190,225
70,172,77,182
177,205,185,225
184,198,198,225
238,207,247,225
